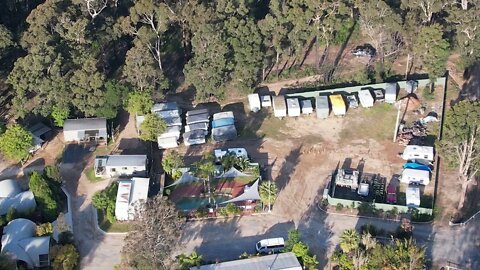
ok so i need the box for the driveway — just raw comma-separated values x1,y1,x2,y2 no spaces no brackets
62,144,91,165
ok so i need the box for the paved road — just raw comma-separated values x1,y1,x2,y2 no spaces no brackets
180,208,480,269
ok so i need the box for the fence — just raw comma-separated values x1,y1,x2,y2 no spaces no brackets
284,77,447,99
327,195,433,215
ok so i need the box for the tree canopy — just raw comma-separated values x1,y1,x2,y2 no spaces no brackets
139,113,167,142
0,124,33,162
29,171,60,221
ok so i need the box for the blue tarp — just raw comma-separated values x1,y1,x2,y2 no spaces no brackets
212,118,234,128
403,162,431,171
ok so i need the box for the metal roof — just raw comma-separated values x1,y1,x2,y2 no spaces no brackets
191,252,302,270
104,155,147,167
152,102,178,112
28,123,51,137
64,118,107,131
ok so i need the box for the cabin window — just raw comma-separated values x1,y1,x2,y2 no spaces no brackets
39,254,49,266
122,167,128,170
424,155,428,159
111,168,116,172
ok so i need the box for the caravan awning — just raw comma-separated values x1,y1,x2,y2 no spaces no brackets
165,170,200,188
217,167,250,178
220,178,261,204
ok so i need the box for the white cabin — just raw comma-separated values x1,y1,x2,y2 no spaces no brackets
248,94,261,112
301,99,313,115
63,118,107,142
115,177,150,221
286,98,301,117
272,96,287,118
94,155,148,178
385,83,398,103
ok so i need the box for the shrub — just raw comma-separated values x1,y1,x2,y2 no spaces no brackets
225,203,241,216
44,165,62,183
177,251,203,270
0,124,33,161
50,244,79,270
92,182,118,223
6,207,17,222
29,171,60,221
0,215,7,226
336,203,344,211
36,222,54,236
217,207,229,217
360,224,377,236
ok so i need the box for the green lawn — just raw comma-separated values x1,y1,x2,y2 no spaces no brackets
97,209,133,233
85,167,103,183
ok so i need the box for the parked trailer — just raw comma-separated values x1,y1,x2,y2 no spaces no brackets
358,89,374,108
287,98,301,117
329,94,346,116
406,185,420,207
400,168,430,185
261,95,272,107
385,83,398,103
248,93,261,112
301,99,313,115
401,145,434,162
273,96,287,118
315,96,329,119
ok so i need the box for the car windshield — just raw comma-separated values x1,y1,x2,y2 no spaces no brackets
256,242,262,250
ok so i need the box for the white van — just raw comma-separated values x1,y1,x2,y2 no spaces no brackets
255,237,285,254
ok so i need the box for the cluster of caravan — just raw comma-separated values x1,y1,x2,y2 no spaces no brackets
248,83,399,118
400,145,435,207
136,102,238,149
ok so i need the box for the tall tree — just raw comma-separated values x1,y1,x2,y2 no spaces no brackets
29,171,60,221
413,24,449,80
259,181,278,211
339,229,360,253
401,0,447,24
0,124,33,162
437,100,480,210
122,196,184,270
126,91,154,115
161,151,184,175
139,113,167,142
0,24,15,54
447,4,480,68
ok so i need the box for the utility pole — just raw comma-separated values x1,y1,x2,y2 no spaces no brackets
393,101,402,142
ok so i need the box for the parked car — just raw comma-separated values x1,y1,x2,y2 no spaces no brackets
351,44,376,57
346,94,359,109
386,183,397,204
255,238,285,254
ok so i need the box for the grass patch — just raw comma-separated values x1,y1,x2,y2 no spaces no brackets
257,115,289,140
85,167,103,183
97,209,133,233
93,144,114,156
339,103,397,143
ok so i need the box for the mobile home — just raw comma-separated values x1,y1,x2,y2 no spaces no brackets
286,98,301,117
400,168,430,185
315,96,329,119
94,155,148,178
329,95,346,116
272,96,287,118
63,118,107,142
401,145,434,162
358,90,374,108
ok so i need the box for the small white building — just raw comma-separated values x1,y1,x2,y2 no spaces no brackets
214,148,248,160
248,93,261,112
286,98,301,117
1,219,51,269
315,96,330,119
301,99,313,115
406,186,420,207
94,155,148,178
358,90,374,108
63,118,107,142
260,95,272,107
157,136,179,149
385,83,398,103
192,252,302,270
115,177,150,221
401,145,434,162
272,96,287,118
400,169,430,185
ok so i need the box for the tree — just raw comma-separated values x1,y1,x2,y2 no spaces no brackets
36,222,54,236
401,0,447,24
123,43,167,92
177,251,203,270
0,124,33,162
339,229,360,253
285,229,301,252
0,24,15,54
437,101,480,210
51,105,70,127
44,165,62,183
139,113,167,142
29,171,59,221
50,244,80,270
284,229,318,269
126,91,154,115
259,181,278,210
162,151,184,175
122,196,184,270
413,24,449,80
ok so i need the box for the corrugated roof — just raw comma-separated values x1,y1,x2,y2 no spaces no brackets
329,95,345,108
152,102,178,112
105,155,147,167
192,252,302,270
64,118,107,131
28,123,51,137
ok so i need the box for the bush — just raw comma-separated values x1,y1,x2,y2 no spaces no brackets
217,207,229,217
225,203,241,216
0,215,7,226
92,182,118,223
177,252,203,270
29,171,60,221
360,224,377,236
194,208,208,218
44,165,62,183
0,124,33,161
336,203,344,211
6,207,17,222
50,244,79,270
36,222,54,236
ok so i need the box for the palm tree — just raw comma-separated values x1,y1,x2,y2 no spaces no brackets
361,233,377,251
235,157,251,171
259,181,278,212
339,229,360,253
